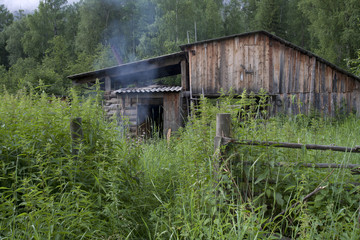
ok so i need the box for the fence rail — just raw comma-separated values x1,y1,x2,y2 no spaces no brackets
214,113,360,172
223,138,360,154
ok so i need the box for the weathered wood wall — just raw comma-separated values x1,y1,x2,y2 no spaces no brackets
185,33,268,95
163,93,181,134
183,32,360,116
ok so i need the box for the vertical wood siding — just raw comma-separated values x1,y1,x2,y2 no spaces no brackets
185,33,360,116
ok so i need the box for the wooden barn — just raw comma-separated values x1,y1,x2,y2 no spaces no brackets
68,31,360,134
180,31,360,116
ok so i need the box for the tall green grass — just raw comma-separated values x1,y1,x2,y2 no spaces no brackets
0,89,359,239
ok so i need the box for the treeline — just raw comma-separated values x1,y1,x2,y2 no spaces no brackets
0,0,360,95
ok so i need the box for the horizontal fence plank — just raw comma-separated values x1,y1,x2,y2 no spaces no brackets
240,161,360,170
223,138,360,153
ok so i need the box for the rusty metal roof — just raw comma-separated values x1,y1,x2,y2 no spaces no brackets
114,85,182,94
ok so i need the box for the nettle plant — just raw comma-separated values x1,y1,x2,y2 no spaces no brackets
184,89,360,238
0,87,359,239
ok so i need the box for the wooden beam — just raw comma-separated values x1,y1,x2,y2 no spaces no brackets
105,76,111,92
226,139,360,153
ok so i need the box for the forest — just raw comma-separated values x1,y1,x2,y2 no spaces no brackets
0,0,360,95
1,0,360,239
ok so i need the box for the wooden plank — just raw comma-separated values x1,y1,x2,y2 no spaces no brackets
244,44,249,91
287,48,293,94
253,43,260,91
298,53,305,93
332,92,338,116
181,59,188,91
187,46,193,97
163,93,181,133
234,37,241,93
228,39,234,93
257,39,264,90
105,76,111,92
293,51,299,93
213,42,219,94
248,44,256,92
263,34,268,90
203,43,208,93
197,44,203,94
320,63,326,93
332,70,338,92
320,92,328,115
231,139,360,153
303,56,310,93
300,92,305,114
309,57,316,108
346,91,351,113
191,45,198,94
240,37,245,91
341,73,346,93
208,42,215,94
267,36,273,94
324,66,330,93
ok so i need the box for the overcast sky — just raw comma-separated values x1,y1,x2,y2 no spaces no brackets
1,0,80,12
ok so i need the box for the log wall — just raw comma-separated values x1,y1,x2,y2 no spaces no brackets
103,92,182,135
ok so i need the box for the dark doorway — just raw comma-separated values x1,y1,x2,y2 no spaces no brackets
137,104,163,137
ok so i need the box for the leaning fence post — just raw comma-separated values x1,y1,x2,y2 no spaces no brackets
214,113,231,150
70,117,83,155
214,113,231,181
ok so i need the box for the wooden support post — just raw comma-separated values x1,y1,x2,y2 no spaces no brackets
70,117,83,155
105,76,111,92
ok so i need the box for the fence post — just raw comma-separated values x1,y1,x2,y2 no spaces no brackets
214,113,231,183
214,113,231,150
70,117,83,155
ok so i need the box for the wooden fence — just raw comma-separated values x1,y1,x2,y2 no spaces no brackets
214,113,360,226
214,113,360,173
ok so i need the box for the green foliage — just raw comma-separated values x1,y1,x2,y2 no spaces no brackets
299,0,360,66
1,90,360,238
254,0,285,37
0,89,147,238
347,49,360,77
22,0,68,61
4,16,28,66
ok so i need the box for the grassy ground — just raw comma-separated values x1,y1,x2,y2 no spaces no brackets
0,89,359,239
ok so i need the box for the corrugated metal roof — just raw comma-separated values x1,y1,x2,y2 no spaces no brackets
114,85,182,94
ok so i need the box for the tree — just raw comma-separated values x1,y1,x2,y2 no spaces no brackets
198,0,224,40
5,16,28,65
223,0,247,35
299,0,360,67
0,4,13,32
285,0,310,48
22,0,68,60
0,5,14,67
75,0,145,62
347,49,360,77
254,0,287,38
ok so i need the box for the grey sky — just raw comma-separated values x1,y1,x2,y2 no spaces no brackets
1,0,80,12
